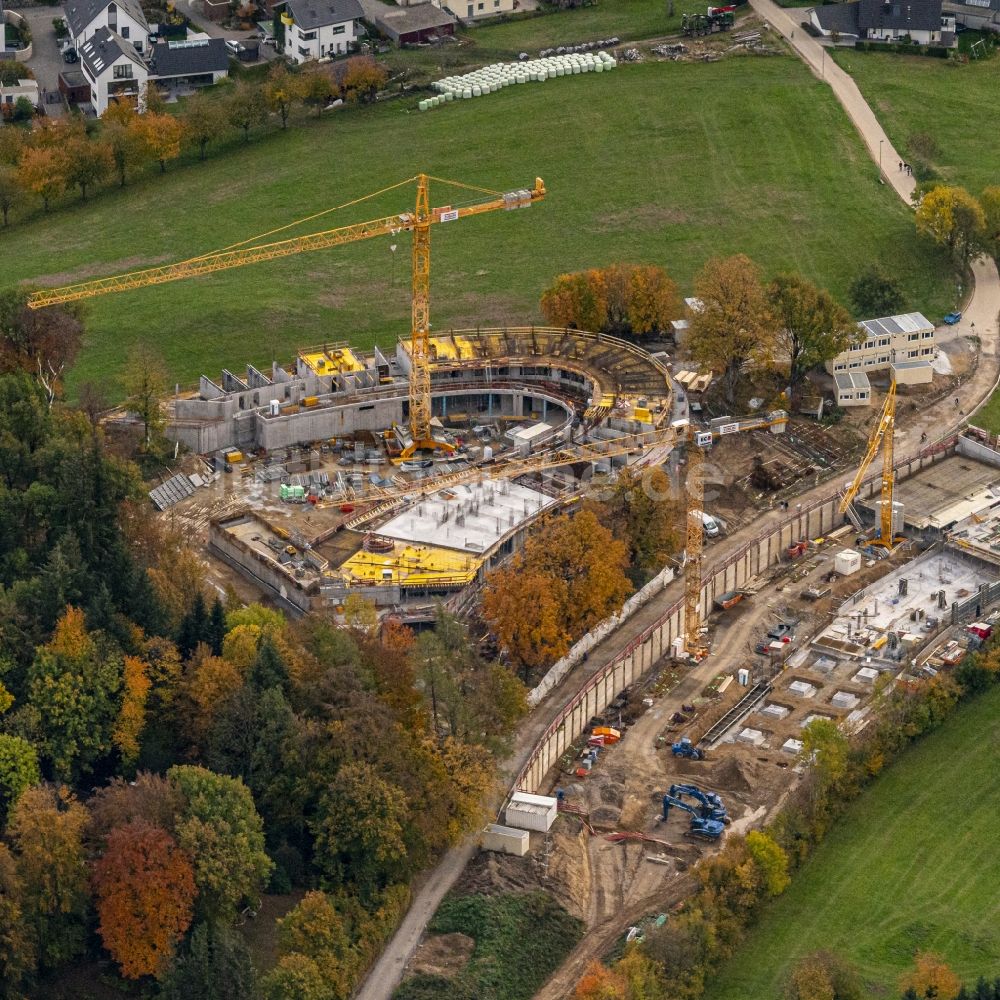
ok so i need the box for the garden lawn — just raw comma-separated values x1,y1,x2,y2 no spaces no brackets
832,48,1000,192
704,683,1000,999
5,56,954,399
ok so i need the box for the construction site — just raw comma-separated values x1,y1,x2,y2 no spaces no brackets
24,172,1000,995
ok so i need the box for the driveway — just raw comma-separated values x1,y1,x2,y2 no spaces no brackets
177,0,282,62
19,4,69,117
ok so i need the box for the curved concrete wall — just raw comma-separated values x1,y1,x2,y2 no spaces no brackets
3,11,33,62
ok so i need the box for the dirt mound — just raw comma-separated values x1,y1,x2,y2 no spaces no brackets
597,780,625,808
707,756,758,794
590,805,622,828
408,932,475,978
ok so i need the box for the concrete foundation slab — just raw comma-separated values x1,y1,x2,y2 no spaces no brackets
736,727,766,747
788,680,817,698
831,691,860,709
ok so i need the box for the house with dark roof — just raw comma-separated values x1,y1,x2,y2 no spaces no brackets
275,0,364,63
65,0,150,53
148,37,229,86
359,0,456,43
809,0,956,44
79,28,229,113
79,26,149,113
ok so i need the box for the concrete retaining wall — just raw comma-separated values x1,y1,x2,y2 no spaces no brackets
513,442,955,794
957,431,1000,470
3,11,33,62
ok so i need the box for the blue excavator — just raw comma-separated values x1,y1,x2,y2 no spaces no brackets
668,783,729,824
671,737,705,761
660,794,725,841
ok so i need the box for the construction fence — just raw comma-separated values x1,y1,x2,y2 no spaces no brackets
512,439,956,795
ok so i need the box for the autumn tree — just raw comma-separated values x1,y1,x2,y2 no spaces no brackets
0,164,23,226
301,66,336,116
980,186,1000,259
92,819,196,979
262,953,333,1000
26,606,123,782
121,341,168,447
799,718,850,791
17,145,66,211
227,80,268,141
103,110,150,187
267,891,357,998
745,829,790,896
688,254,774,405
88,771,183,845
0,734,40,824
182,90,228,160
168,764,273,919
786,951,863,1000
178,645,244,751
916,185,985,269
603,263,680,340
767,273,857,392
900,952,962,1000
113,654,150,769
62,134,112,200
7,784,90,970
265,63,304,128
0,844,36,994
849,263,905,317
575,959,628,1000
137,111,185,173
339,56,388,104
311,761,409,895
483,509,631,672
0,288,84,405
540,270,607,331
540,264,679,339
601,466,680,582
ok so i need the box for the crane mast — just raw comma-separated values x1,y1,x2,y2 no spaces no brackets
684,433,706,658
838,379,897,547
408,174,434,455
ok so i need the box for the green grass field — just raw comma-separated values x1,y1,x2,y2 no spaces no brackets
832,49,1000,192
704,684,1000,999
5,56,953,398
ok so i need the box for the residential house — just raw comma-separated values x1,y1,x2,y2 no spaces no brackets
1,77,38,110
943,0,1000,31
809,0,956,45
275,0,363,63
148,37,229,92
78,26,149,113
65,0,150,53
364,1,456,44
424,0,515,20
826,312,936,375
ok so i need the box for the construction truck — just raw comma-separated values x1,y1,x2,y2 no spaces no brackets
671,737,705,761
660,794,725,840
668,783,728,823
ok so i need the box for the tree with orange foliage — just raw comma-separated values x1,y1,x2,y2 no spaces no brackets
136,112,185,173
339,56,388,104
575,959,628,1000
900,952,962,1000
113,655,151,768
17,145,67,211
540,270,608,332
92,819,195,980
177,646,243,752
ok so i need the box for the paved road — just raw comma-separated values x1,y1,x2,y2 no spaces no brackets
354,20,1000,1000
19,5,69,117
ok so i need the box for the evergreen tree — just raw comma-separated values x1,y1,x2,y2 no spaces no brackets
177,593,208,659
973,977,991,1000
161,921,258,1000
208,597,226,656
249,637,288,694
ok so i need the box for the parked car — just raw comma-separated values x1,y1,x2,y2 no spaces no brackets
943,311,962,325
63,47,78,63
225,39,243,56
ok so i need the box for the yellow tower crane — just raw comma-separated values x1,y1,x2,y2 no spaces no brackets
684,429,706,658
25,173,546,457
838,379,898,548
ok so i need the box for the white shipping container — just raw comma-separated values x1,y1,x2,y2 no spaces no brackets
504,791,558,832
834,549,862,576
481,823,530,856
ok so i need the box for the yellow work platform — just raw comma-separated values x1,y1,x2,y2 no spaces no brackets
427,335,478,362
300,347,366,376
337,543,482,589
